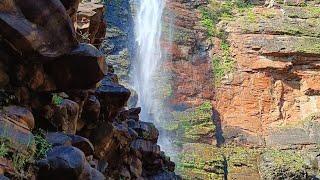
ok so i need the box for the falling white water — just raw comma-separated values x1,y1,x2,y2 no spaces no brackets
133,0,165,122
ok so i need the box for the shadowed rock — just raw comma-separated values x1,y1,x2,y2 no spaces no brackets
46,132,94,156
44,43,106,91
0,111,34,148
37,146,86,180
60,0,81,23
0,0,77,59
79,161,105,180
51,99,79,134
96,76,131,121
82,95,101,125
2,105,34,130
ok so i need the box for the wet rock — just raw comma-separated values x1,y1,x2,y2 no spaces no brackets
113,123,132,147
89,167,105,180
96,77,131,121
128,127,139,139
91,121,131,160
51,99,79,134
12,63,56,92
2,105,35,130
67,90,89,128
0,0,77,59
119,167,131,179
14,87,30,105
37,146,86,180
128,107,141,121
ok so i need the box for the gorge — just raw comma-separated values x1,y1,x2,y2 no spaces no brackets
0,0,320,180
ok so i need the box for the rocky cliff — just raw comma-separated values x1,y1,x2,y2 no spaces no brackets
161,0,320,179
0,0,178,179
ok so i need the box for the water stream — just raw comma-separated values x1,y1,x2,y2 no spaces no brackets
132,0,174,154
133,0,165,122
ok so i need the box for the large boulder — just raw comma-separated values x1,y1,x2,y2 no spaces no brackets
2,105,35,130
81,95,101,125
79,161,105,180
130,139,161,160
130,121,159,143
44,43,106,91
90,122,131,160
51,99,79,134
46,132,94,156
37,146,86,180
0,110,34,148
0,0,77,59
11,44,106,92
96,76,131,121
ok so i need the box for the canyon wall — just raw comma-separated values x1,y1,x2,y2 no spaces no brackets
216,4,320,147
0,0,179,179
164,0,320,179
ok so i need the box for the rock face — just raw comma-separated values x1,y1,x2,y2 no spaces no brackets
0,0,77,59
165,0,320,179
163,0,214,107
0,0,178,179
101,0,135,84
215,4,320,146
77,2,106,47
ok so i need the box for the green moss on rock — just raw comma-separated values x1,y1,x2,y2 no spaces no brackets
169,102,214,142
259,149,309,180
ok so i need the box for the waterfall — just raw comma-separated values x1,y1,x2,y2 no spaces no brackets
133,0,165,122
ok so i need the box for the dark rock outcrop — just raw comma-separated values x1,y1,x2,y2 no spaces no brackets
37,146,87,180
0,1,178,179
0,0,77,59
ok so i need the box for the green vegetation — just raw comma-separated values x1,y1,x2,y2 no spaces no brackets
200,0,252,38
177,143,260,179
199,0,251,85
171,102,214,142
0,141,8,157
177,143,315,179
212,41,236,86
33,132,52,160
260,149,308,179
52,93,63,105
0,131,51,179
